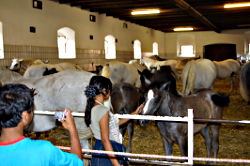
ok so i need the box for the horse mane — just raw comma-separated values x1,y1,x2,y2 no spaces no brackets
149,66,180,96
211,93,230,107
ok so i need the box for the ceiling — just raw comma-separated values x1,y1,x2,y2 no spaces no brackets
51,0,250,33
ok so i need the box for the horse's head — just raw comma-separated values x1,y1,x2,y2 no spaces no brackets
139,82,170,126
138,68,153,91
10,58,23,71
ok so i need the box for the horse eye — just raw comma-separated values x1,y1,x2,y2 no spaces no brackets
14,64,18,67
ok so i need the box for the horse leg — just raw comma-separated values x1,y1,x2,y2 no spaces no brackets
210,124,220,158
157,122,173,155
176,136,188,156
229,73,235,94
126,121,134,153
200,126,212,157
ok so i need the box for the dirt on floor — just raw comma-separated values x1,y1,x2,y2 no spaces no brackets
29,77,250,166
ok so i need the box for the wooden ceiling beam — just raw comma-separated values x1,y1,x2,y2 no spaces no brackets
104,8,180,16
71,0,155,7
78,2,169,9
175,0,221,33
59,0,107,4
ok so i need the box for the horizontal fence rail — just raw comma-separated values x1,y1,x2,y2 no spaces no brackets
34,110,250,124
34,110,250,165
57,146,250,165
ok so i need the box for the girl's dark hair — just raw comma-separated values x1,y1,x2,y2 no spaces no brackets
84,76,112,127
0,83,35,128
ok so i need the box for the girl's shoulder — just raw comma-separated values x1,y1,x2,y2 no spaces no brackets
92,105,110,118
92,104,110,112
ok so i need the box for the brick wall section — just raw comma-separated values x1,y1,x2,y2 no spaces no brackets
1,45,143,71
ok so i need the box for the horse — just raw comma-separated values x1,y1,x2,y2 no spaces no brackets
138,66,177,96
9,58,45,75
9,70,96,150
0,69,23,84
140,56,178,76
100,61,141,88
182,59,217,96
213,59,241,92
111,83,143,152
23,62,83,78
139,69,230,158
239,62,250,104
148,55,167,61
128,59,147,72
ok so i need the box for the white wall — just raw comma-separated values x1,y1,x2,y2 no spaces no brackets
0,0,250,58
0,0,165,53
164,30,250,58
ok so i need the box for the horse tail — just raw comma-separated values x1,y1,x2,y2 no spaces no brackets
239,62,250,102
211,93,230,107
182,61,195,95
101,64,110,78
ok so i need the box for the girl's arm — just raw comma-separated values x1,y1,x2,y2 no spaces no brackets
119,103,144,125
100,113,121,166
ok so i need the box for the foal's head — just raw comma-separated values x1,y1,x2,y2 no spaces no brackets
139,81,173,126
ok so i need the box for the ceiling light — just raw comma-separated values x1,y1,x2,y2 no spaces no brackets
224,2,250,8
131,9,160,15
173,27,194,31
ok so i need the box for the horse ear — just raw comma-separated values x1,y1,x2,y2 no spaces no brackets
19,58,23,62
160,82,171,91
144,76,151,85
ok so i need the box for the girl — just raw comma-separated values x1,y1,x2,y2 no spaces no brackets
84,76,143,166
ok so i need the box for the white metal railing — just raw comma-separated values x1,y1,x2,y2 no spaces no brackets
34,109,250,165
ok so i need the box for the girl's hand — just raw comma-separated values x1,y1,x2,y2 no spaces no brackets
133,103,144,115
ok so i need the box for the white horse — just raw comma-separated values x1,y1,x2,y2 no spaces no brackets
100,61,141,88
10,70,96,149
239,62,250,103
128,59,147,72
9,58,45,74
213,59,241,92
182,59,217,96
0,69,23,84
23,62,83,78
140,56,178,76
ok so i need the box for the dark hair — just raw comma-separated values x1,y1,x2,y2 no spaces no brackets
84,76,112,127
0,83,35,128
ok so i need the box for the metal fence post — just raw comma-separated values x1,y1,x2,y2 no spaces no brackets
188,108,194,165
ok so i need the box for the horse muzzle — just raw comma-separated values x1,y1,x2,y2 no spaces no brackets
139,119,149,126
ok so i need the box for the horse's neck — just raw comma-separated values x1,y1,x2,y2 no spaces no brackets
158,92,174,116
143,57,156,67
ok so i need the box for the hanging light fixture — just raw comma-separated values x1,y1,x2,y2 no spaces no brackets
173,27,194,31
224,2,250,8
131,9,160,15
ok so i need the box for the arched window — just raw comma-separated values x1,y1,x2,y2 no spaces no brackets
133,40,141,59
249,43,250,55
104,35,116,59
177,34,195,57
152,42,158,56
180,45,195,57
0,22,4,59
57,27,76,59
